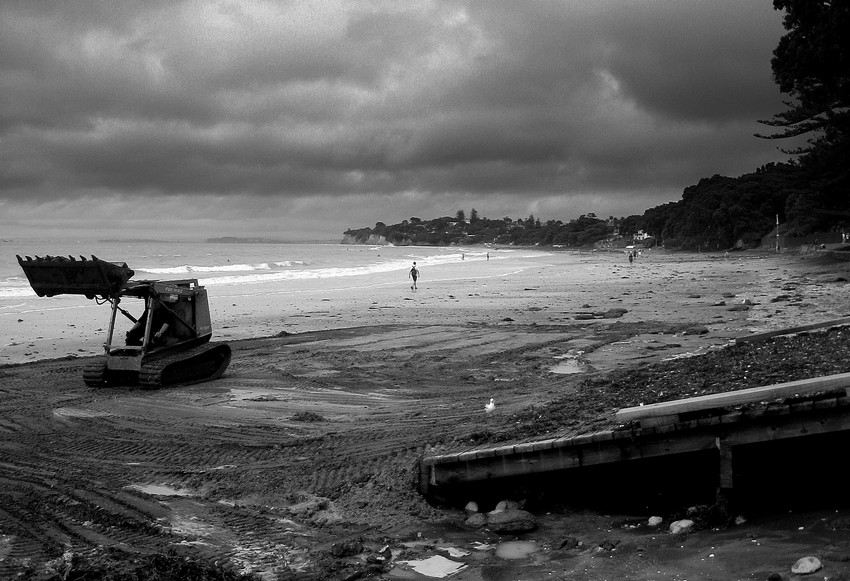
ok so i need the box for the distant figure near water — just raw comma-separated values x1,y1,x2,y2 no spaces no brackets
409,262,419,290
628,251,634,265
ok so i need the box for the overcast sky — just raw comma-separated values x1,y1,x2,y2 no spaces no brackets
1,1,794,242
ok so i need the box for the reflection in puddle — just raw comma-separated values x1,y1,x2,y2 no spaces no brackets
126,484,193,496
392,555,467,578
53,407,110,418
495,540,539,559
550,356,589,374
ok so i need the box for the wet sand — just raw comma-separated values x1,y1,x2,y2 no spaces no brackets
2,248,850,580
7,248,848,367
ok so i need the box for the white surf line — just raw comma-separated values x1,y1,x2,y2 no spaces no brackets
211,268,536,298
0,303,96,316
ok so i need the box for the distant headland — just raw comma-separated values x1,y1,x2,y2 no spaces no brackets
206,237,290,244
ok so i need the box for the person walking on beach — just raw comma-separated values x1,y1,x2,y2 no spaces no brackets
409,262,419,290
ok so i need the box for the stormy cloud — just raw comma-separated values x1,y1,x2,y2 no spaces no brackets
0,1,792,240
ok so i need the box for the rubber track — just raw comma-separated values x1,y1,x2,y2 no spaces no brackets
82,356,108,387
138,342,232,389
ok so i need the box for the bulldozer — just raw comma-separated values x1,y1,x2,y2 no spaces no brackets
17,254,232,389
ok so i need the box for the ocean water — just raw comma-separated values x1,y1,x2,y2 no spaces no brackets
1,239,505,338
2,239,504,293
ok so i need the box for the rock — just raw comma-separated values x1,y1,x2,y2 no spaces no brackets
487,509,537,533
669,519,695,534
767,573,783,581
686,504,709,517
575,313,595,320
557,536,580,550
728,304,750,311
330,539,363,557
598,539,619,551
602,308,628,318
464,501,479,514
791,556,822,574
491,499,521,514
647,516,663,527
464,513,487,529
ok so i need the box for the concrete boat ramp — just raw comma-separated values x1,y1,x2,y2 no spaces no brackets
419,321,850,510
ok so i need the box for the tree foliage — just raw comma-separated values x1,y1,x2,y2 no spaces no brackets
756,0,850,233
341,162,838,250
759,0,850,147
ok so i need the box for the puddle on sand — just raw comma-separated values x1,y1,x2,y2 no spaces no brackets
549,357,589,374
53,407,111,418
495,540,539,559
390,555,466,579
126,484,193,497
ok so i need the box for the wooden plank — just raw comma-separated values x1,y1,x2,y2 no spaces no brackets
735,317,850,344
425,432,718,486
725,408,850,446
422,401,850,493
616,372,850,423
716,436,734,489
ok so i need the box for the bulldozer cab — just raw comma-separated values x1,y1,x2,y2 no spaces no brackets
110,280,213,354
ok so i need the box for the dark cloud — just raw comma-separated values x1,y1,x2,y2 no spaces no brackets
0,1,793,239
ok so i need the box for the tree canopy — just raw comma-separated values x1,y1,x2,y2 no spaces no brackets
760,0,849,147
757,0,849,232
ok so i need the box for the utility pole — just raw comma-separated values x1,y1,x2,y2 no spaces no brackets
775,214,780,253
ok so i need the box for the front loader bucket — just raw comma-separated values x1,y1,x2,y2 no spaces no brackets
17,255,134,299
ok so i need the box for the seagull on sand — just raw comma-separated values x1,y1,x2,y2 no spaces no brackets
484,398,495,413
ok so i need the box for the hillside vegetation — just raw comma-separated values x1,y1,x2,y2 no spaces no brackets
343,160,846,250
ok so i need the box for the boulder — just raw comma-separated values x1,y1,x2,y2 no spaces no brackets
669,519,695,535
464,501,479,515
487,509,537,533
647,516,663,527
